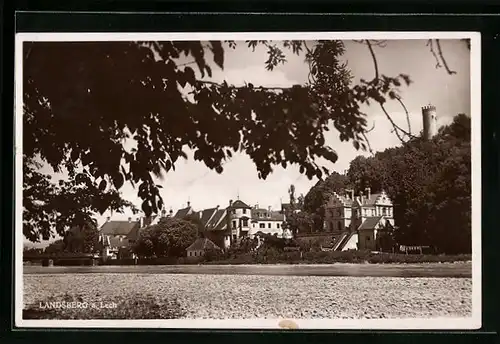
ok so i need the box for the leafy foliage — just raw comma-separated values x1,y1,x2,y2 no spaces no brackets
347,114,472,253
133,217,198,258
24,40,414,242
285,211,315,236
44,239,66,255
302,171,350,230
62,223,101,254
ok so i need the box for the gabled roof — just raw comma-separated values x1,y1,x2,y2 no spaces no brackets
206,209,227,231
229,200,251,209
127,226,142,241
355,191,392,207
174,206,194,219
251,208,285,221
100,221,140,236
358,216,383,230
328,192,354,207
186,238,221,251
199,208,218,226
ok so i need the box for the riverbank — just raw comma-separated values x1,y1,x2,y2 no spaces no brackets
23,273,472,319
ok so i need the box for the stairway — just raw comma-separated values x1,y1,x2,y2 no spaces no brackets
333,232,352,251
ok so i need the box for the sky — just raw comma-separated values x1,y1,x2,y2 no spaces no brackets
26,39,471,247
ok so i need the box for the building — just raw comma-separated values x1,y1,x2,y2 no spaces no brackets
186,237,221,259
323,187,395,251
249,204,286,238
99,214,165,260
175,199,290,250
422,104,438,140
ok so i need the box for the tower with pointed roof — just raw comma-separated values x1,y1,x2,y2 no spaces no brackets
227,198,252,243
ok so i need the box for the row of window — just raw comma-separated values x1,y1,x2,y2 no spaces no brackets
332,207,392,218
258,222,281,229
232,220,281,229
231,209,273,218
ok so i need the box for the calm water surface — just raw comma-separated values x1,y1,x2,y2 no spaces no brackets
24,263,472,278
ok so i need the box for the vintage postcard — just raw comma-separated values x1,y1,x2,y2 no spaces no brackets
16,31,481,329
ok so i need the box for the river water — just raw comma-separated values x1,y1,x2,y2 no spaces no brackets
24,262,472,278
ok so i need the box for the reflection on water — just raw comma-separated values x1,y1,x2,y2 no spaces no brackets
24,263,472,278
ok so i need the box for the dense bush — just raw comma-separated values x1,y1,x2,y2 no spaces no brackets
204,249,471,265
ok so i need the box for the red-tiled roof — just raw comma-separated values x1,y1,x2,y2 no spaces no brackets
186,238,221,251
230,200,251,209
358,216,383,230
100,221,140,236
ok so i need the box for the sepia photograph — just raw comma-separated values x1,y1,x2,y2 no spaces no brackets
16,32,481,329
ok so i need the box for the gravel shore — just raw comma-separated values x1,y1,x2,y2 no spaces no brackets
23,273,472,319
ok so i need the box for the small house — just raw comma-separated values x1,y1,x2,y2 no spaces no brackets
186,238,221,258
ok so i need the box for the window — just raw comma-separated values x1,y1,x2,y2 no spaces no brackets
382,207,387,216
243,209,247,214
338,221,342,231
268,223,271,228
242,219,248,227
232,209,236,214
277,223,280,228
232,220,237,229
329,222,334,231
232,235,236,241
259,223,265,228
253,223,255,228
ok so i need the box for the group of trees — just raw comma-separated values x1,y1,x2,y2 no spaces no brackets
293,114,471,254
32,223,101,255
132,217,199,258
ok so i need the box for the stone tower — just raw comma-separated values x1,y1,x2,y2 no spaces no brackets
422,105,438,140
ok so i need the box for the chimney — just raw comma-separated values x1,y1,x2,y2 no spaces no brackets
187,201,191,208
216,205,219,209
169,209,173,217
199,211,203,219
106,216,111,222
422,104,438,140
229,199,233,207
140,217,144,228
365,187,371,200
161,209,166,218
345,189,354,200
128,217,132,223
256,203,259,209
268,206,271,212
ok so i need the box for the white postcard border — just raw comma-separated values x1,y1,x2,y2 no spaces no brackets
15,31,482,330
